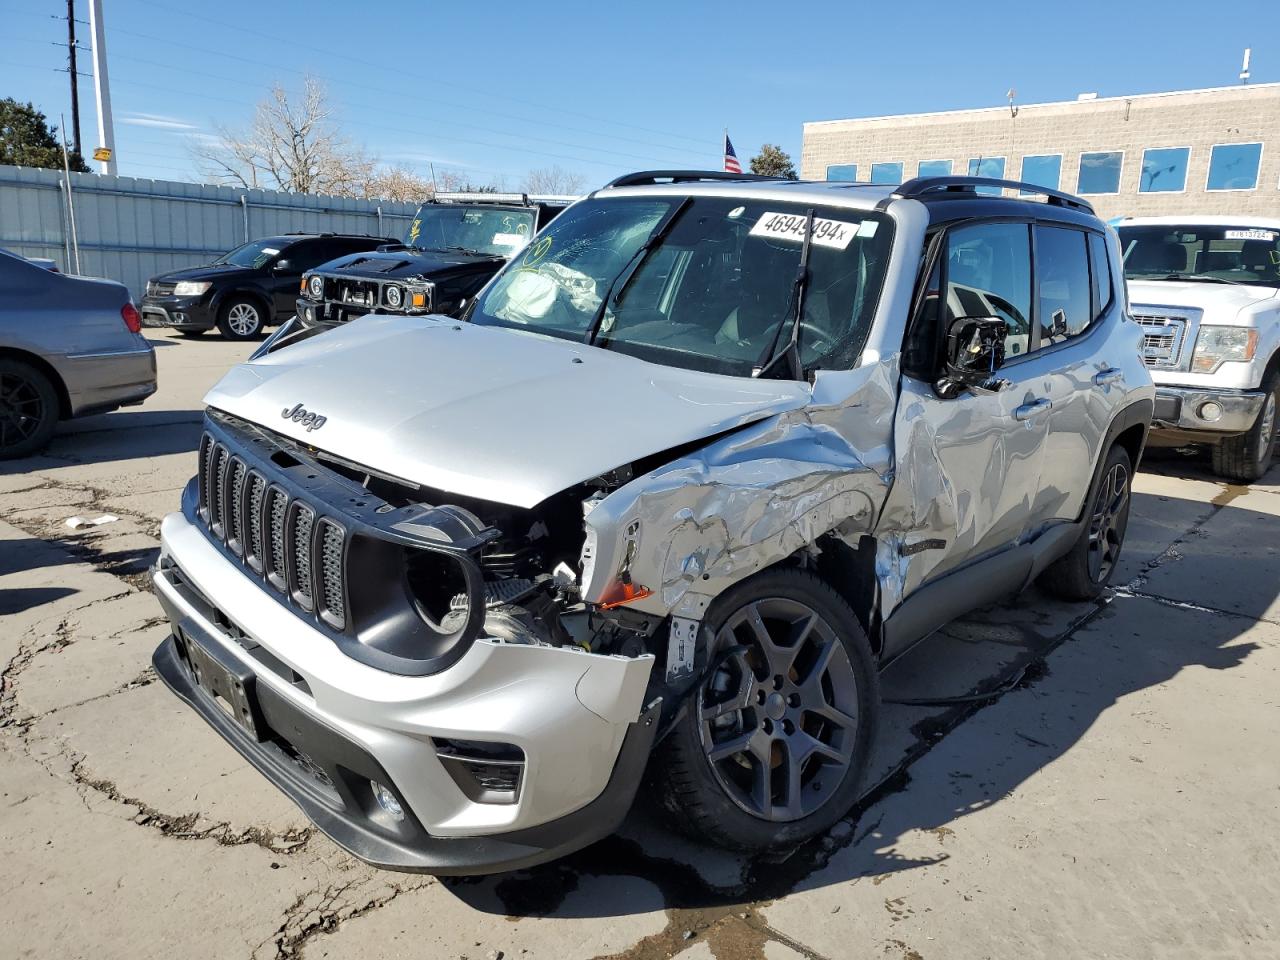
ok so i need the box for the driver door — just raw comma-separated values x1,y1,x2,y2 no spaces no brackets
881,219,1053,593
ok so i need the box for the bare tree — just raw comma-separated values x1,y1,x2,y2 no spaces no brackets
524,165,586,195
192,76,375,196
365,165,434,203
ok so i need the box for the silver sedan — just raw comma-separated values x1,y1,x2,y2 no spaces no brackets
0,249,157,459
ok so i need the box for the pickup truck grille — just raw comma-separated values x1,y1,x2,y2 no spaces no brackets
197,433,348,630
1134,313,1188,369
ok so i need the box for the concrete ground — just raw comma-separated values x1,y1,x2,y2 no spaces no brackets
2,329,1277,960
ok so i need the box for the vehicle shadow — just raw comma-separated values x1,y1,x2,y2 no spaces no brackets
442,486,1273,919
0,410,204,474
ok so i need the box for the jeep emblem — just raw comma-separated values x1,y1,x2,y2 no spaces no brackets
281,403,327,432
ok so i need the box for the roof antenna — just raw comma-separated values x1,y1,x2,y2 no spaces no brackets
1006,88,1018,118
1239,47,1252,84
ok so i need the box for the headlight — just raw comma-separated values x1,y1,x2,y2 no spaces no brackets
306,274,324,299
173,281,211,296
1192,326,1258,374
384,284,404,309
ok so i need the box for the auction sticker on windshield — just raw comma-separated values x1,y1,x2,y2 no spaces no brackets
1225,229,1278,241
750,212,860,250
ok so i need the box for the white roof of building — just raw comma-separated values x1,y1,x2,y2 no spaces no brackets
805,81,1280,129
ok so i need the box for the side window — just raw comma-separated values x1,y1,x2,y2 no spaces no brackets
945,221,1033,360
903,255,943,376
1035,226,1092,344
1088,232,1113,319
280,240,329,272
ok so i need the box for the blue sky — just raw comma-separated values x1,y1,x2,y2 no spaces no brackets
3,0,1279,190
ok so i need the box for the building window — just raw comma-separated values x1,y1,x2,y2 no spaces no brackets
871,162,904,184
967,157,1005,194
917,159,953,177
1077,151,1124,195
1140,147,1190,193
1020,154,1062,193
826,163,858,182
1206,143,1263,191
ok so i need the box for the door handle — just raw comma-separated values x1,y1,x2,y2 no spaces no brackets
1014,398,1053,421
1093,367,1124,387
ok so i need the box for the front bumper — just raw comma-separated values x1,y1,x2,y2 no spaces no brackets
1150,386,1265,436
141,295,215,330
151,511,656,874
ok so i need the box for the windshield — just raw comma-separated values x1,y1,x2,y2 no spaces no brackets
213,239,283,269
1119,224,1280,287
468,196,894,377
404,205,536,258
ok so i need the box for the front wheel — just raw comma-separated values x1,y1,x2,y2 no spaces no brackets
1212,374,1278,483
217,298,266,340
1040,444,1133,601
654,568,879,852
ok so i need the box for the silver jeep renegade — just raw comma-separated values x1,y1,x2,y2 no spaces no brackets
151,171,1154,873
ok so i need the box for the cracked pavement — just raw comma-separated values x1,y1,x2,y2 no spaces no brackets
2,330,1278,959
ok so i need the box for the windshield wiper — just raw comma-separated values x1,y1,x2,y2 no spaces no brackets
1160,273,1247,285
438,245,490,257
584,196,693,346
754,208,815,381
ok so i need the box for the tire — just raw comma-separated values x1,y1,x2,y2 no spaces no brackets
0,359,60,460
1039,444,1133,601
653,568,879,852
216,298,266,340
1211,372,1279,483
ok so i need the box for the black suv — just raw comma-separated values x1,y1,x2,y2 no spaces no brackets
295,193,570,330
141,233,393,340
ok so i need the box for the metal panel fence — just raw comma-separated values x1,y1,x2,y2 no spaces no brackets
0,164,420,299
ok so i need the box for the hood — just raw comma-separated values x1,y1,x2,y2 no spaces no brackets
1128,279,1278,319
152,263,256,283
315,247,501,282
204,315,811,508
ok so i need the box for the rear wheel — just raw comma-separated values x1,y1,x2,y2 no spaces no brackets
217,298,266,340
654,568,878,852
1212,373,1278,483
1040,444,1132,601
0,359,59,460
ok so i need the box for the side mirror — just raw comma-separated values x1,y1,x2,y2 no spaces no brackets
940,315,1007,393
273,259,294,273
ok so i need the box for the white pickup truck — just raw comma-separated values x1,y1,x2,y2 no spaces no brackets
1117,216,1280,481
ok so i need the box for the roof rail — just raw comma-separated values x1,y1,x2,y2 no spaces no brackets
604,169,783,188
891,176,1095,213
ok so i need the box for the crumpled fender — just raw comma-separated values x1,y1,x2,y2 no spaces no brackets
580,360,900,622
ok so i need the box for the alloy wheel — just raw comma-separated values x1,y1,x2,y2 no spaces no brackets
1257,392,1277,467
698,597,859,823
0,371,46,450
227,303,260,336
1087,461,1130,584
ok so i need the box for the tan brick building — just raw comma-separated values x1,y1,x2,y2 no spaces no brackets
801,83,1280,220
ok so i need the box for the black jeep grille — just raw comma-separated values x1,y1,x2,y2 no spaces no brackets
197,434,349,631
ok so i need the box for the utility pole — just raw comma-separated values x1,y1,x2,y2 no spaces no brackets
88,0,116,175
65,0,82,157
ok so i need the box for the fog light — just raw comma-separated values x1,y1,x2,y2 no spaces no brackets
371,780,404,820
1199,401,1224,423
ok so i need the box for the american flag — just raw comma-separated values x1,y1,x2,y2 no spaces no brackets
723,134,742,174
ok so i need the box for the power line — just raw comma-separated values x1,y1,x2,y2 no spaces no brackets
130,0,714,153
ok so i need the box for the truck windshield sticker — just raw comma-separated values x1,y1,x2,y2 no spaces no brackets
1225,229,1277,241
492,232,526,247
749,211,860,250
